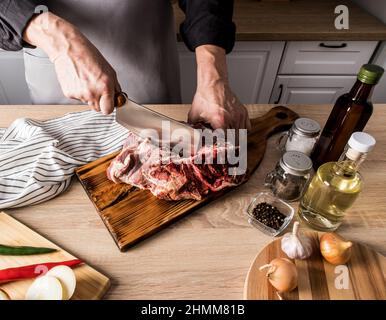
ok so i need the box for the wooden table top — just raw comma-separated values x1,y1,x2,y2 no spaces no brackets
174,0,386,41
0,104,385,300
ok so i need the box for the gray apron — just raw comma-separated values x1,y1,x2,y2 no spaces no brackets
23,0,181,104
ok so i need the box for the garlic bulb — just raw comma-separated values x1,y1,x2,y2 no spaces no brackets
281,222,313,259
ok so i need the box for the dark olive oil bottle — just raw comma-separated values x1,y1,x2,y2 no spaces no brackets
311,64,384,170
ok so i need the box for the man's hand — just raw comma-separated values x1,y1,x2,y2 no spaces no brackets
189,45,250,130
23,12,120,114
190,80,250,130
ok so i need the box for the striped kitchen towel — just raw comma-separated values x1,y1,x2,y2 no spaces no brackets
0,110,128,209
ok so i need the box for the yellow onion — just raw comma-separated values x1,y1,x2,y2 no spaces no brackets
259,258,298,293
320,233,353,265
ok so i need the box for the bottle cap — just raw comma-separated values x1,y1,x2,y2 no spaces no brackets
293,118,321,137
280,151,313,176
348,132,376,153
357,64,384,85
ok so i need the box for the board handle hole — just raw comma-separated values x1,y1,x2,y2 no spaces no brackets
275,112,288,120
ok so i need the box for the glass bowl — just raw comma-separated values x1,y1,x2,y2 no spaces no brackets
246,192,294,237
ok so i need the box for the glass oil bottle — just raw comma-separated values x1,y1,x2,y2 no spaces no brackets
311,64,383,170
298,132,376,231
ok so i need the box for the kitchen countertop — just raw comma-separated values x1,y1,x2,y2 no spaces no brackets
174,0,386,41
1,104,385,299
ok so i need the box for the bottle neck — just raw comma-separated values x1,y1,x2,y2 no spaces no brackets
335,149,367,176
349,80,375,101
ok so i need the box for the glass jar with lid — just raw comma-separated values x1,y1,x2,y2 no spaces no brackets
278,118,321,156
265,151,313,202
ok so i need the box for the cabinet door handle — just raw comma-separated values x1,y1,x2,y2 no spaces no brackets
319,42,347,49
274,84,284,104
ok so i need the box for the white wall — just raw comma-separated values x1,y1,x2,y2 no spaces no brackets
372,42,386,102
353,0,386,102
352,0,386,23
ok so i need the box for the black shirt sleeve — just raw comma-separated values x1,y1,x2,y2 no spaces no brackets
0,0,43,51
178,0,236,54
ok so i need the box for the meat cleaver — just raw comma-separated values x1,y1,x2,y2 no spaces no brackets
114,92,202,153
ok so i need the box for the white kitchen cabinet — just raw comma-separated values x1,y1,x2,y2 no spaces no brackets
178,41,285,104
280,41,378,75
270,75,357,104
271,41,378,105
0,51,31,104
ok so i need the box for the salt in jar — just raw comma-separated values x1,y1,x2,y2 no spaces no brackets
278,118,321,156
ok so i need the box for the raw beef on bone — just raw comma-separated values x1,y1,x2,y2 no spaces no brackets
107,132,246,201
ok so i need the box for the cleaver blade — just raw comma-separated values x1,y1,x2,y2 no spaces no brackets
115,93,202,153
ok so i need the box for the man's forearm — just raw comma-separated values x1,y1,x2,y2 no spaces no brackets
23,12,80,61
195,45,229,89
192,44,250,130
23,11,120,114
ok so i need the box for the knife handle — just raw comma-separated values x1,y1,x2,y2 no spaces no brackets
114,92,127,108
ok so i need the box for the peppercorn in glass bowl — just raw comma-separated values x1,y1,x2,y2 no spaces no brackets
246,192,294,236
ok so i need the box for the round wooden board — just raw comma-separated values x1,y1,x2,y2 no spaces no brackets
244,232,386,300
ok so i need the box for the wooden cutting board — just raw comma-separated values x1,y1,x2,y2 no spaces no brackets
244,232,386,300
0,212,110,300
76,106,299,251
